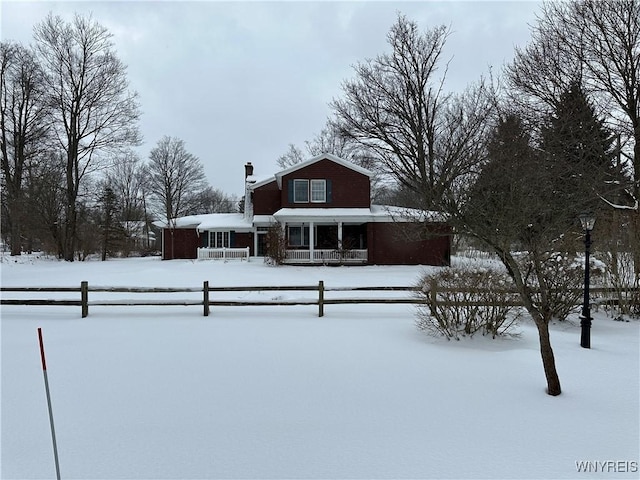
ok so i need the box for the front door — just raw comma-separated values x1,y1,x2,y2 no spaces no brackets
257,231,267,256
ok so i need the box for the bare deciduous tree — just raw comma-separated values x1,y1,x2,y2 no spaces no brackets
330,14,493,211
187,186,237,215
147,136,209,259
106,151,153,254
276,123,368,170
0,41,50,255
33,13,141,260
26,150,66,255
147,135,208,221
276,143,305,169
107,152,147,221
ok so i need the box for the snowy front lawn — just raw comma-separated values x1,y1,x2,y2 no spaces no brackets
1,256,638,479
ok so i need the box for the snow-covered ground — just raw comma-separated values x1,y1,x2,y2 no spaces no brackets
1,255,638,479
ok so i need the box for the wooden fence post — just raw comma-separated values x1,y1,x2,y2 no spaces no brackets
318,280,324,317
203,281,210,316
430,278,437,312
81,281,88,318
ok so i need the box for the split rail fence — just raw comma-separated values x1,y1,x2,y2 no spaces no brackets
1,282,636,318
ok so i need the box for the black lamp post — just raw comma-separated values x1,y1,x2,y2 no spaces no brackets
578,213,596,349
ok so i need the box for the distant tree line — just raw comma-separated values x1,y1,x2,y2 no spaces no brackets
1,13,237,260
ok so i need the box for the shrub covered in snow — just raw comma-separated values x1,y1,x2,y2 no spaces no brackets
596,250,639,317
514,251,605,321
414,265,522,340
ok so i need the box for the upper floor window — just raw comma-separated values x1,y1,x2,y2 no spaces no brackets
289,178,332,204
310,179,326,203
293,179,309,203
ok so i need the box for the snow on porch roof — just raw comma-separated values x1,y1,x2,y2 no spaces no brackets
272,205,446,223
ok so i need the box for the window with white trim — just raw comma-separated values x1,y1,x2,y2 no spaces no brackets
293,179,309,203
310,179,326,203
208,231,230,248
287,225,318,247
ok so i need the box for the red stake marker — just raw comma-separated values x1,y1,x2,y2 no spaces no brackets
38,328,61,480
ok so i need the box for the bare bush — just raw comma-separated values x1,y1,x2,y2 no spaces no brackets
596,211,640,317
518,252,604,322
264,226,286,266
415,266,522,340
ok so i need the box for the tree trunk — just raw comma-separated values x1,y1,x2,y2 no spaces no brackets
6,190,23,256
63,141,78,261
535,318,562,396
10,222,21,255
8,196,21,256
498,249,562,396
63,207,76,261
632,211,640,285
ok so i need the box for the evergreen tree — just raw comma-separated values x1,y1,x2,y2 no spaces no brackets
472,114,541,244
458,113,588,396
98,185,125,261
540,81,616,212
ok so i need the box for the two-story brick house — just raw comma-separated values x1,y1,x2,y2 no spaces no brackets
158,153,451,265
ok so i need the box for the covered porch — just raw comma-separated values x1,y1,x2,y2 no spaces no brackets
281,221,368,265
272,208,371,265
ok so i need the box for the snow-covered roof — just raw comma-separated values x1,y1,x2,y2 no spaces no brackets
273,208,371,223
273,205,446,223
153,213,253,231
372,205,447,223
154,206,445,231
153,215,204,229
197,213,253,231
246,174,275,189
252,215,277,226
277,153,373,178
250,153,373,191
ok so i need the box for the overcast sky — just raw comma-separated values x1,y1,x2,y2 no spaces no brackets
2,1,541,198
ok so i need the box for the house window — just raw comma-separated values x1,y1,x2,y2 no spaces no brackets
208,231,230,248
287,225,318,247
310,179,326,203
293,179,309,203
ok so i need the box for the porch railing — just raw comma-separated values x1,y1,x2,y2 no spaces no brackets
197,247,250,261
284,249,367,263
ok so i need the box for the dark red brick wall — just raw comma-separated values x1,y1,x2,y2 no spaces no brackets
367,223,451,266
281,159,370,208
163,229,255,258
252,180,281,215
233,232,253,255
162,228,199,260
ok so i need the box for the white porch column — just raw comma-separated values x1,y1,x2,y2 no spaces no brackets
338,222,343,249
281,222,288,261
253,229,258,257
309,221,315,262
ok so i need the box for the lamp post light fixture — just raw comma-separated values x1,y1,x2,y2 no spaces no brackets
578,212,596,349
